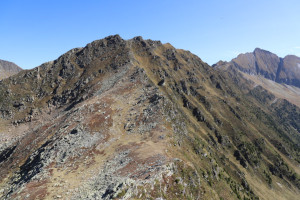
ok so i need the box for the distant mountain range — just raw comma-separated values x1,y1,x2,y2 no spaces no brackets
214,48,300,88
0,59,22,80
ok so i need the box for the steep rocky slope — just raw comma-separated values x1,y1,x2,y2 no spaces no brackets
214,48,300,88
0,35,299,199
0,59,22,80
240,73,300,107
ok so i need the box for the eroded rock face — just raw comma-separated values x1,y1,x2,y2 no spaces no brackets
214,48,300,88
277,55,300,87
0,59,22,80
0,35,300,200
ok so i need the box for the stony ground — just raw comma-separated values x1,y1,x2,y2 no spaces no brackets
0,35,299,199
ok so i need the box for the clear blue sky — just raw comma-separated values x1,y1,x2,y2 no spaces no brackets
1,0,300,69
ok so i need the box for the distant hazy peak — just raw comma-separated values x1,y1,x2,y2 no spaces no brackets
0,59,22,80
215,48,300,88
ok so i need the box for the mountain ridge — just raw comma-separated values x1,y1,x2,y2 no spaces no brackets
213,48,300,88
0,35,300,199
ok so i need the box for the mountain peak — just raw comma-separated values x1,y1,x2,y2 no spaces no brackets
0,59,22,80
103,34,123,43
253,47,262,52
253,48,278,59
132,36,144,41
1,36,300,200
253,47,270,53
216,48,300,87
284,54,300,60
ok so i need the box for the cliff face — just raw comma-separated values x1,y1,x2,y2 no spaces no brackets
0,35,299,200
214,48,300,88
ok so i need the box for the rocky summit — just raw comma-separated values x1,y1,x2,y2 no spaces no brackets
0,35,300,200
0,59,22,80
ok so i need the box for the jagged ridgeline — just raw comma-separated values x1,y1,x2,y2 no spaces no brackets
214,48,300,88
0,35,299,199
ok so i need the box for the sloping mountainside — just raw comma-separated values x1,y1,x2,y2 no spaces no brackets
238,73,300,108
214,48,300,88
0,59,22,80
0,35,300,200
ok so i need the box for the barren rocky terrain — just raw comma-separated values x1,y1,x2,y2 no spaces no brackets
0,35,299,199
